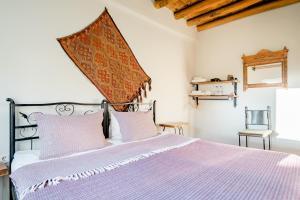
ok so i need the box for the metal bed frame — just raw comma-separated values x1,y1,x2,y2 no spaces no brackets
6,98,156,200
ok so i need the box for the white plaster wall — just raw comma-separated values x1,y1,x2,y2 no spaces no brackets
194,3,300,154
0,1,196,198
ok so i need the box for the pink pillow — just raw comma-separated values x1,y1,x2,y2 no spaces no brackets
35,112,106,160
112,111,157,142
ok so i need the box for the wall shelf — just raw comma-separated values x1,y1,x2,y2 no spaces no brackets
190,79,238,107
189,94,237,100
191,80,239,85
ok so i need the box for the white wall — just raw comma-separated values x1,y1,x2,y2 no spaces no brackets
0,0,196,198
194,3,300,154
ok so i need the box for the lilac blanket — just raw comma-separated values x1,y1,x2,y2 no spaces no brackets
11,134,300,200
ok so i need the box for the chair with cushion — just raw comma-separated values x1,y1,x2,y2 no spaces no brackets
238,106,272,150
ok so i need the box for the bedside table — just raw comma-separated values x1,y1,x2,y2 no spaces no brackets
0,163,8,177
159,122,188,135
0,163,8,200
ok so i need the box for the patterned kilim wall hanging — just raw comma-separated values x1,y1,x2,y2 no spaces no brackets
57,8,151,111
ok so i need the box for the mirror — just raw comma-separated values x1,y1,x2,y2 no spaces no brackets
247,63,282,84
242,47,288,91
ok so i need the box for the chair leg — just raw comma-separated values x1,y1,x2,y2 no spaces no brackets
238,135,241,146
268,135,271,150
263,138,266,150
179,127,184,135
246,136,248,147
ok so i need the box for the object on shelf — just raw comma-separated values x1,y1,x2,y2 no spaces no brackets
227,75,234,81
191,76,207,83
213,85,224,95
191,90,211,95
210,78,221,82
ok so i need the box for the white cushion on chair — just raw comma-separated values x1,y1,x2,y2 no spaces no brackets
238,129,272,137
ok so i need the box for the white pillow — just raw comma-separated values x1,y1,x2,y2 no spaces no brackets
110,112,122,140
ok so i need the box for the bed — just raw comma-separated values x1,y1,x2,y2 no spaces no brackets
6,98,300,200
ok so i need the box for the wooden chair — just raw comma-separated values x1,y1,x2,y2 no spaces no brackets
238,106,272,150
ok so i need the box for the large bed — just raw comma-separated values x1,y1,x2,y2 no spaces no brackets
7,98,300,200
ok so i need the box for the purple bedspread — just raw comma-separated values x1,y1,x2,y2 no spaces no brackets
11,134,300,200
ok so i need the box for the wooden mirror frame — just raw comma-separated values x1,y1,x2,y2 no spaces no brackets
242,47,288,91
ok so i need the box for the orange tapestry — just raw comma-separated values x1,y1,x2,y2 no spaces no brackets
57,8,151,111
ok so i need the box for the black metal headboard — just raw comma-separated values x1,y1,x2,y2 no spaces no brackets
6,98,156,200
6,98,156,171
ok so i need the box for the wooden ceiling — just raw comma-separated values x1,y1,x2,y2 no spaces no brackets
153,0,300,31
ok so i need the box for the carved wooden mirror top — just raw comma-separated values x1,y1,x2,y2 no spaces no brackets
242,47,288,91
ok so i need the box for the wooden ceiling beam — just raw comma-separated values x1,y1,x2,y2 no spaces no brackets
154,0,178,9
187,0,263,26
197,0,300,31
174,0,237,20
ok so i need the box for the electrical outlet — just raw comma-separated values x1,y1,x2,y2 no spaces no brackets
1,156,7,163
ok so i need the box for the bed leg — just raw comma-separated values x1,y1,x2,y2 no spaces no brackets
10,179,13,200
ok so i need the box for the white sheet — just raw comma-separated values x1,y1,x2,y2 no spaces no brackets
11,138,123,172
11,134,165,172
